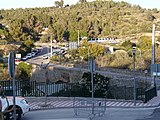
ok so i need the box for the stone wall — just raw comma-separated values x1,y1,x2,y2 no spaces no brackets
30,65,83,83
30,64,150,87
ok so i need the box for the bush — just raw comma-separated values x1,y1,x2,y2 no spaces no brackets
51,72,110,98
97,50,132,69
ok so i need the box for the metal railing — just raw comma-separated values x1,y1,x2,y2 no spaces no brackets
1,81,70,97
144,86,157,103
0,80,153,103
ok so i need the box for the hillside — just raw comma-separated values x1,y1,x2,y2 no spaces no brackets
0,1,160,43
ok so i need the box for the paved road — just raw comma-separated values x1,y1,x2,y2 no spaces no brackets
28,99,158,111
22,107,155,120
27,47,49,64
138,107,160,120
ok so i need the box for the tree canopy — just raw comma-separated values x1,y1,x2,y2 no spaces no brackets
0,1,159,43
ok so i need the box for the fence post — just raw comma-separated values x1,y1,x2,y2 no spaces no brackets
125,86,126,100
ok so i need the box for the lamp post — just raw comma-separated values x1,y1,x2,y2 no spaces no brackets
132,44,136,106
137,49,142,73
144,70,148,88
8,52,16,120
152,24,156,87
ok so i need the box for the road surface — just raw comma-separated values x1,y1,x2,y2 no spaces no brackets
138,107,160,120
22,107,155,120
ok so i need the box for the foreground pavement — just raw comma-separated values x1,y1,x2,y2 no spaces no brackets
26,89,160,111
138,107,160,120
25,89,160,120
27,97,158,111
23,107,156,120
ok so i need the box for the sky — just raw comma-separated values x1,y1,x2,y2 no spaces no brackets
0,0,159,10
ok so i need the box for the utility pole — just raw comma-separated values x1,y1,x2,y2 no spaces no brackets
151,24,157,97
132,44,136,106
8,52,16,120
152,24,155,86
152,24,156,87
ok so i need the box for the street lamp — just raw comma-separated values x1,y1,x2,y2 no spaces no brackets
144,70,148,88
132,43,136,106
152,24,156,87
137,49,142,73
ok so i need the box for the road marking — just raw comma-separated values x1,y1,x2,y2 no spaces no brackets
29,100,156,110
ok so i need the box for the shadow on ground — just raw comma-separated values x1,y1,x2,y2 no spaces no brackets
137,108,160,120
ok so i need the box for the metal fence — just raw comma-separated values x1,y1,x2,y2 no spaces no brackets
1,81,70,97
107,85,146,101
0,80,153,103
144,86,157,103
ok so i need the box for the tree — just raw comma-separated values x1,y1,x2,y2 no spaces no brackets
68,30,77,42
63,31,69,41
79,0,87,3
3,44,18,57
146,12,156,21
54,0,64,8
0,64,9,80
121,40,133,51
15,62,32,81
78,40,105,60
19,39,35,55
110,50,132,69
0,0,158,45
80,72,110,97
138,36,152,50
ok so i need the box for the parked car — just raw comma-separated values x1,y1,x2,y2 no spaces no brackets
21,56,28,61
26,53,32,59
31,49,38,55
31,52,36,57
0,86,30,120
52,48,61,55
0,94,29,120
42,54,51,59
42,55,48,59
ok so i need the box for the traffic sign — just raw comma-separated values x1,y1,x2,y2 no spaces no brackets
151,64,160,76
8,52,16,120
89,58,95,73
8,52,15,78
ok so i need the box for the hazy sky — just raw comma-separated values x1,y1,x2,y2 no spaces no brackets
0,0,159,10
